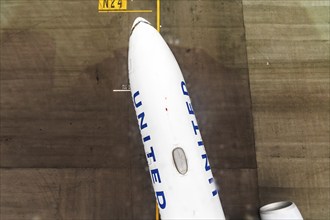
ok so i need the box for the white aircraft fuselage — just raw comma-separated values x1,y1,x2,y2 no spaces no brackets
128,17,226,219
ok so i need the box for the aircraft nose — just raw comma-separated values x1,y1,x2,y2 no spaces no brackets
131,17,151,31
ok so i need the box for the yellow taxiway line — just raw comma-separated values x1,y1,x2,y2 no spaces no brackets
156,0,160,32
98,9,152,13
156,201,159,220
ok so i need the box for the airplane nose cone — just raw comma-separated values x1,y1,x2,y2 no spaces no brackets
131,17,151,31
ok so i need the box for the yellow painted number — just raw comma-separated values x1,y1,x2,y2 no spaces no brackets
99,0,127,10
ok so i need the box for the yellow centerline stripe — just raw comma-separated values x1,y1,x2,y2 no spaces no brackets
156,0,160,32
156,201,159,220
